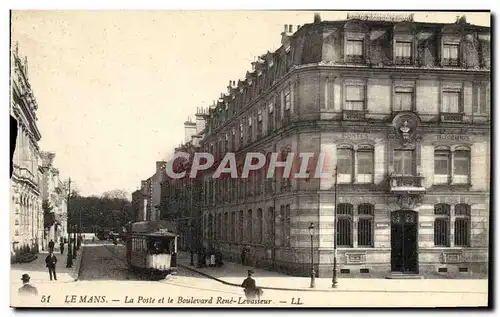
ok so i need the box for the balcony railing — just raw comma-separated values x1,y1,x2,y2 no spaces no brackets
395,56,413,65
441,112,464,123
442,58,459,67
342,110,367,121
345,55,365,64
389,174,425,193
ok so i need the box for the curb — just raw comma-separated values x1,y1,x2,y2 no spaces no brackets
178,264,487,294
71,245,85,281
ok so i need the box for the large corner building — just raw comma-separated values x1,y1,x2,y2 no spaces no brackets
172,13,491,278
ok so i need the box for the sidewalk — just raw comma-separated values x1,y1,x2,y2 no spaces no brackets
177,252,487,294
11,246,84,286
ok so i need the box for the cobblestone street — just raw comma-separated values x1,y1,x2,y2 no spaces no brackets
11,242,489,307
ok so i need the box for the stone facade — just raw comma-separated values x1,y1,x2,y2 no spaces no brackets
193,15,490,278
10,44,44,254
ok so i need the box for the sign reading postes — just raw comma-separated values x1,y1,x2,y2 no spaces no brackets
437,134,470,141
342,133,370,139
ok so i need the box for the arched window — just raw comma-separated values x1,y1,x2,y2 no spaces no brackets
217,213,222,240
357,145,374,184
434,204,451,246
336,204,353,247
453,149,470,184
224,212,229,241
239,210,244,243
247,209,253,243
280,205,285,246
455,204,471,247
357,204,374,247
257,208,263,244
285,205,291,246
231,211,236,242
337,145,354,183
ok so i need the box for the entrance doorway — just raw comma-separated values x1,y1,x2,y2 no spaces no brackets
391,210,418,273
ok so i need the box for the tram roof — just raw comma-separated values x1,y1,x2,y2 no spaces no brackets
130,220,176,234
144,230,177,238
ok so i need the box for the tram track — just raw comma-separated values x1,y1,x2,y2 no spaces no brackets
100,243,244,295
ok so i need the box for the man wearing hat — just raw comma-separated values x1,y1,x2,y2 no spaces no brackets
241,270,263,299
18,274,38,296
45,251,58,281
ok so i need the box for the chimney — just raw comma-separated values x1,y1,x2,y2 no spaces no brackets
314,13,321,23
156,161,166,173
195,107,207,134
184,119,197,143
281,24,293,44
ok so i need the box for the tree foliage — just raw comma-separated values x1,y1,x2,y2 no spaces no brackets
67,190,133,233
42,199,55,229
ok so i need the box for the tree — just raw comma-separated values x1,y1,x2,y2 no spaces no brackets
42,199,55,229
102,189,129,200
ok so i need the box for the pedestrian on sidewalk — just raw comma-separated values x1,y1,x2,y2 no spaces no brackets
60,241,65,255
241,270,263,300
18,273,38,296
45,251,58,281
48,240,55,253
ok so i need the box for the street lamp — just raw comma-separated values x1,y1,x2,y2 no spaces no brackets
73,225,77,259
309,222,315,288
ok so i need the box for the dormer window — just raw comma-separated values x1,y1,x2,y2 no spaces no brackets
442,43,460,66
395,41,412,65
346,39,364,63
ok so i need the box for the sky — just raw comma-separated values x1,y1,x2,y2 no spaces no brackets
10,11,490,197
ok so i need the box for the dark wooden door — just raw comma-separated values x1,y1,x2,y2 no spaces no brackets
391,210,418,273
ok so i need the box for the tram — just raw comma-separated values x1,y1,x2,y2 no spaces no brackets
125,220,178,280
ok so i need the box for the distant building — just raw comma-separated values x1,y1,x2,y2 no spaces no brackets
10,44,44,254
39,152,68,247
131,189,145,222
160,113,207,251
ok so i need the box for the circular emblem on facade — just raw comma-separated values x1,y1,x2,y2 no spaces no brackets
392,112,420,146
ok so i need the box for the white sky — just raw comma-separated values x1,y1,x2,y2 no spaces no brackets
10,11,490,197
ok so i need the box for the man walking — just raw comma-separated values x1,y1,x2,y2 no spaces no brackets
45,251,58,281
59,240,65,255
48,239,55,253
18,273,38,296
241,270,263,300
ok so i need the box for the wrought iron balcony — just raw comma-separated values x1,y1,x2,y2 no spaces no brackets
345,55,365,64
389,174,426,193
441,112,464,123
442,58,460,67
394,56,413,65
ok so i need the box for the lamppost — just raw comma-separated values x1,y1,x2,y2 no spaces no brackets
332,165,338,288
66,178,73,268
309,222,315,288
73,224,77,259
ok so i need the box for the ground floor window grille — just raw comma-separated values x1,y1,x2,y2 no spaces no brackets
337,203,353,247
434,204,451,247
357,204,373,247
454,204,471,247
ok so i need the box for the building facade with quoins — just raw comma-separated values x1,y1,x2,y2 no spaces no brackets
175,14,491,278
